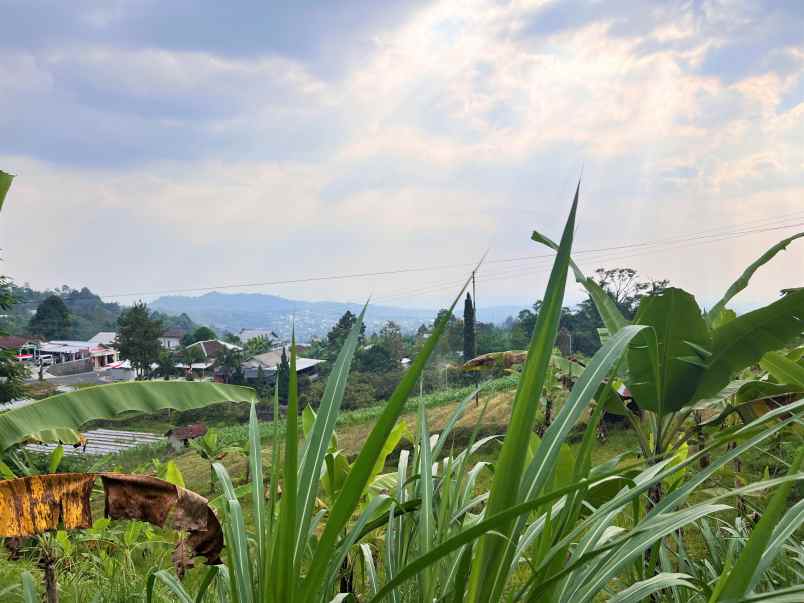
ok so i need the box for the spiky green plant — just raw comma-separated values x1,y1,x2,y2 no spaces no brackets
146,187,804,603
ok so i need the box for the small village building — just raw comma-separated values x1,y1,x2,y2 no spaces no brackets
0,335,42,362
185,339,242,360
160,327,187,350
165,423,208,450
240,346,324,382
40,341,91,364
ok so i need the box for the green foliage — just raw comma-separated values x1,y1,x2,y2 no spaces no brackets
0,170,13,211
0,381,256,450
116,301,163,377
181,326,217,347
277,346,290,402
0,276,28,404
693,289,804,401
627,288,711,416
27,295,71,340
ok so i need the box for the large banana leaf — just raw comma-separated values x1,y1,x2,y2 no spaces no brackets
693,289,804,401
759,351,804,387
0,170,13,212
0,381,256,450
627,288,711,415
707,231,804,326
531,229,628,335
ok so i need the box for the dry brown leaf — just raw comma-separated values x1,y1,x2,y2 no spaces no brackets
0,473,94,537
0,472,223,565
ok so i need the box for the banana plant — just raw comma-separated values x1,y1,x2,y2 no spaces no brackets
532,229,804,461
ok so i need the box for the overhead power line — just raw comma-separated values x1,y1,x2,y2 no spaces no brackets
9,216,804,304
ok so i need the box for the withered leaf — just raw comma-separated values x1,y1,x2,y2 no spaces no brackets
0,473,95,537
100,472,223,565
0,472,223,566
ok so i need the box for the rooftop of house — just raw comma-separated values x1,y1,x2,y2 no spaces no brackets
186,339,242,358
162,327,188,339
0,335,36,349
242,346,324,372
165,423,208,440
88,331,116,346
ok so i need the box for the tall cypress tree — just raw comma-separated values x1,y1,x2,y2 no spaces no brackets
277,346,290,403
463,292,476,362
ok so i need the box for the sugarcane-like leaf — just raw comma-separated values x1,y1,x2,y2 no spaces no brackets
715,446,804,601
295,306,365,563
707,231,804,326
469,184,578,602
0,170,13,213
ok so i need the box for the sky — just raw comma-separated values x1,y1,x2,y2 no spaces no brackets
1,0,803,312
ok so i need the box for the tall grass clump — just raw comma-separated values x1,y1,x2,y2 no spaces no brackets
147,185,804,603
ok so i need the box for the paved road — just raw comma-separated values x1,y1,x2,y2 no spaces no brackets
28,371,107,387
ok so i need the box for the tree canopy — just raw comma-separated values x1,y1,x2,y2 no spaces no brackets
116,302,163,377
28,295,71,340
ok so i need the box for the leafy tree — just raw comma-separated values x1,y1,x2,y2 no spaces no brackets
355,344,396,373
28,295,71,339
254,365,269,398
0,276,27,403
325,311,365,359
277,347,290,402
592,267,668,319
219,347,243,384
378,321,405,362
463,293,476,362
181,326,216,347
245,335,274,356
116,302,163,377
222,332,242,345
155,349,176,380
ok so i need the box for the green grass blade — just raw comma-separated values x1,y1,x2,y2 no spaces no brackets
468,185,578,602
360,543,379,596
214,462,254,603
431,385,483,459
608,572,696,603
707,231,804,325
714,445,804,602
273,334,299,603
300,264,481,601
20,571,37,603
147,569,194,603
322,495,390,595
247,401,265,599
418,398,435,602
367,475,609,603
0,170,13,212
747,497,804,591
295,305,366,564
194,566,221,603
489,325,648,597
531,227,628,335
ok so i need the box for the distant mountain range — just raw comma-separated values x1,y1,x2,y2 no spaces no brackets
150,292,525,341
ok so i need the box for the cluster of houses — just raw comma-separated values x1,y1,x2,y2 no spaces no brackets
0,327,324,385
0,333,120,371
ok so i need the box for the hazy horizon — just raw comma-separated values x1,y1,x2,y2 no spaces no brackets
2,1,802,309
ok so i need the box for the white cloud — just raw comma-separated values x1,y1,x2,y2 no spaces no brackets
2,0,802,311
